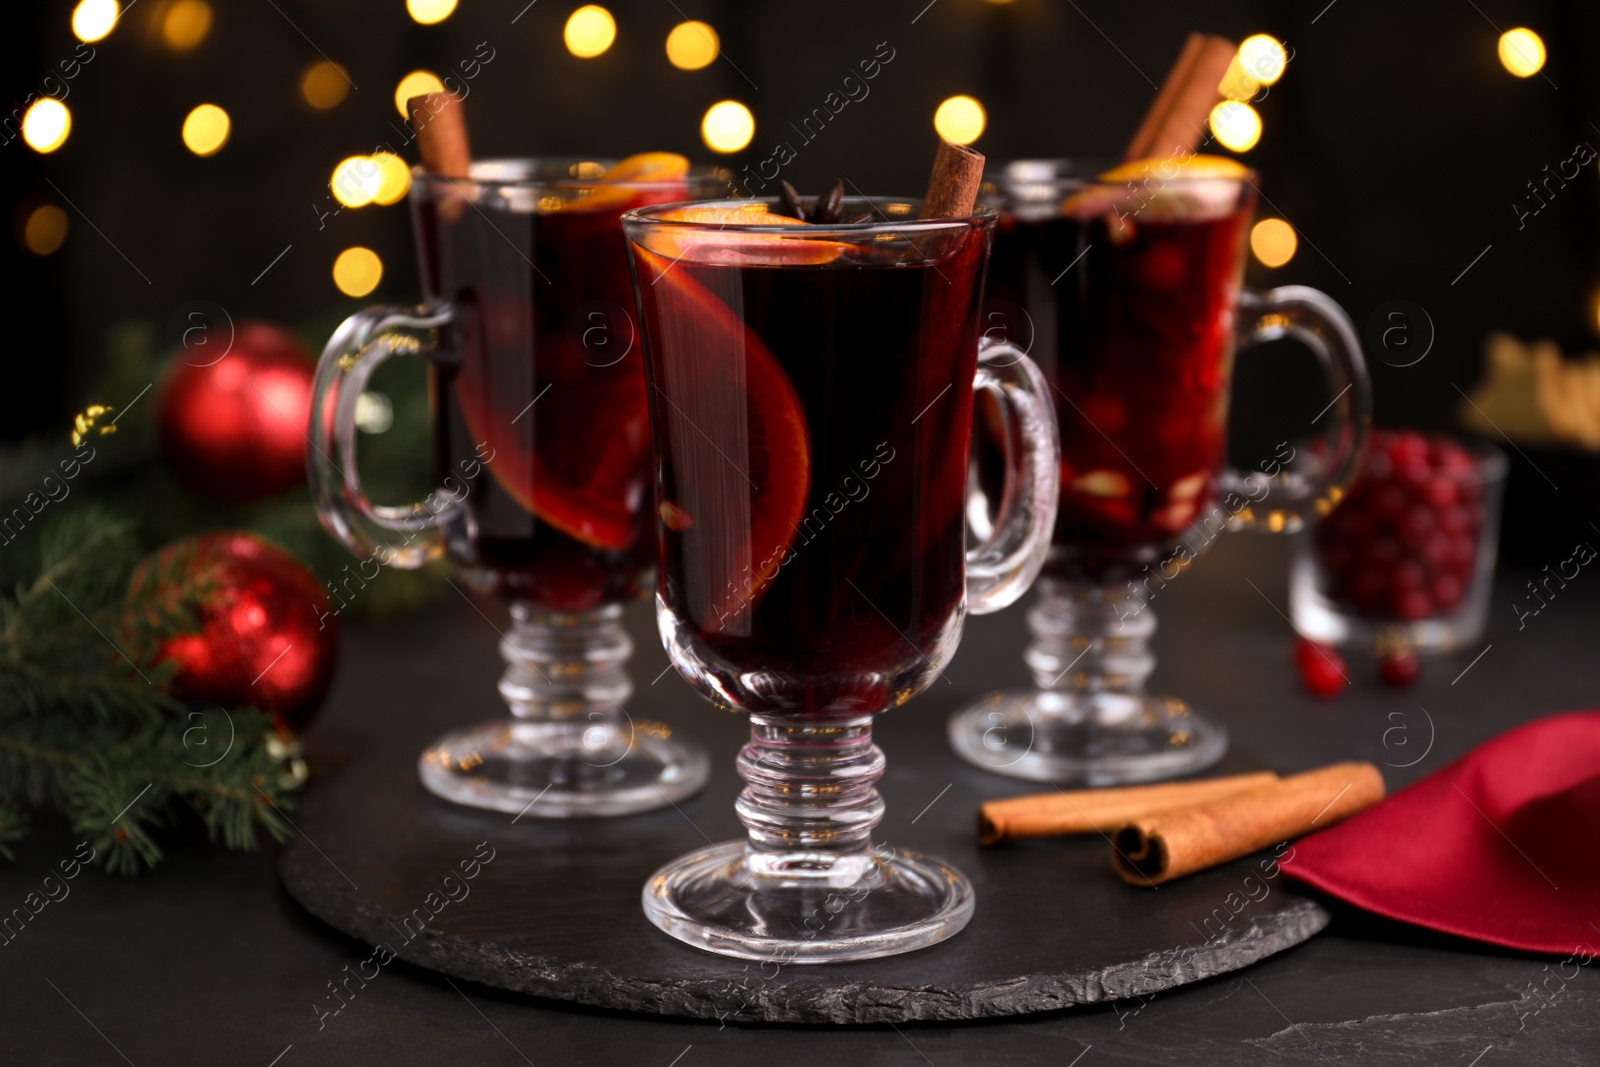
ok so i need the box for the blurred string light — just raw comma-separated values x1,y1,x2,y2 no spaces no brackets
407,0,457,25
666,21,718,70
1250,218,1297,267
933,95,986,145
1217,57,1260,103
71,0,120,43
1498,28,1546,78
302,61,351,109
1208,100,1261,152
331,156,383,207
329,153,410,208
334,247,383,297
371,152,411,205
565,5,616,58
393,70,445,116
22,99,72,154
701,100,754,153
182,103,230,156
23,206,69,256
161,0,212,51
1238,34,1287,85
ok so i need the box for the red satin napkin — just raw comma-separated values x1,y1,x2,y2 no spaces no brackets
1282,710,1600,954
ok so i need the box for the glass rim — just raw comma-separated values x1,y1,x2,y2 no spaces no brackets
410,156,730,192
990,156,1262,193
622,195,996,236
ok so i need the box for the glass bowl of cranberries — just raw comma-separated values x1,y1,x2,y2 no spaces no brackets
1291,430,1506,654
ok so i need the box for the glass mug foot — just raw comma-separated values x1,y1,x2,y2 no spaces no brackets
948,581,1226,785
416,601,708,817
643,841,974,963
948,690,1227,785
419,716,710,817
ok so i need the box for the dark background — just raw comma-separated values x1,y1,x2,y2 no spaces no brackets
5,0,1599,443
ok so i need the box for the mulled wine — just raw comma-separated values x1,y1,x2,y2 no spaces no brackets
986,174,1253,580
624,194,1060,962
628,205,988,715
418,173,687,609
948,157,1371,786
311,157,723,818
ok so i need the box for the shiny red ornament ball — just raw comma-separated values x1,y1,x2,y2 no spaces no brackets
132,532,338,733
157,321,314,503
1294,637,1348,698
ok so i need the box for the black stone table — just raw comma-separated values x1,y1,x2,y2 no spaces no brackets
5,535,1599,1064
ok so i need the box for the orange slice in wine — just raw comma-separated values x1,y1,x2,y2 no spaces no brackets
1066,154,1250,222
636,202,848,267
635,246,812,626
566,152,691,213
1097,154,1251,183
453,341,649,551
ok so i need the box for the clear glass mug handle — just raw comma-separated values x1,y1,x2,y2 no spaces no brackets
308,302,462,569
1222,286,1372,533
965,341,1061,614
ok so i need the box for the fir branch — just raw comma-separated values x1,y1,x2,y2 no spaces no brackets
0,506,300,873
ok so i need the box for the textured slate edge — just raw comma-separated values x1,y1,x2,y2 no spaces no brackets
277,843,1330,1025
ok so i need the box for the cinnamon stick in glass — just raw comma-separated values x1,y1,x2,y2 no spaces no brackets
1124,33,1236,161
978,771,1278,846
408,92,472,177
1112,762,1385,886
920,139,986,219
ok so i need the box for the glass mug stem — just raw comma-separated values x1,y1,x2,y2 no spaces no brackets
735,714,885,884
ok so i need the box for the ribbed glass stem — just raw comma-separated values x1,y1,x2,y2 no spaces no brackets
497,601,633,721
734,715,885,885
1025,580,1155,698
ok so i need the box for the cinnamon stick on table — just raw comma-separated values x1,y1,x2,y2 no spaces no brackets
1112,762,1385,887
920,139,986,219
1123,33,1236,161
979,771,1279,846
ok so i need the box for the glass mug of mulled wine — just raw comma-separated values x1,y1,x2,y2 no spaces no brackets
622,196,1059,961
309,157,730,817
950,157,1371,786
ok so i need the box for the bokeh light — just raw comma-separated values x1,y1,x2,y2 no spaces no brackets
564,6,616,58
72,0,120,43
665,21,719,70
302,61,351,110
333,247,383,298
181,104,230,156
331,156,383,208
1238,34,1287,85
23,206,69,256
1498,28,1546,78
394,70,445,117
22,99,71,154
161,0,212,51
701,100,754,153
371,152,412,206
407,0,457,25
1208,100,1262,152
933,95,986,145
1250,218,1297,268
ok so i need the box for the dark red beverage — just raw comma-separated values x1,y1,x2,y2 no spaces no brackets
987,175,1254,580
415,168,692,608
627,204,991,716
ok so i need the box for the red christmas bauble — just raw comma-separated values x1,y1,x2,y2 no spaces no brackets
133,532,338,733
158,321,314,503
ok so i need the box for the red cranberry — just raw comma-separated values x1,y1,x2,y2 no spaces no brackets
1295,637,1348,698
1380,652,1421,688
1313,431,1485,623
